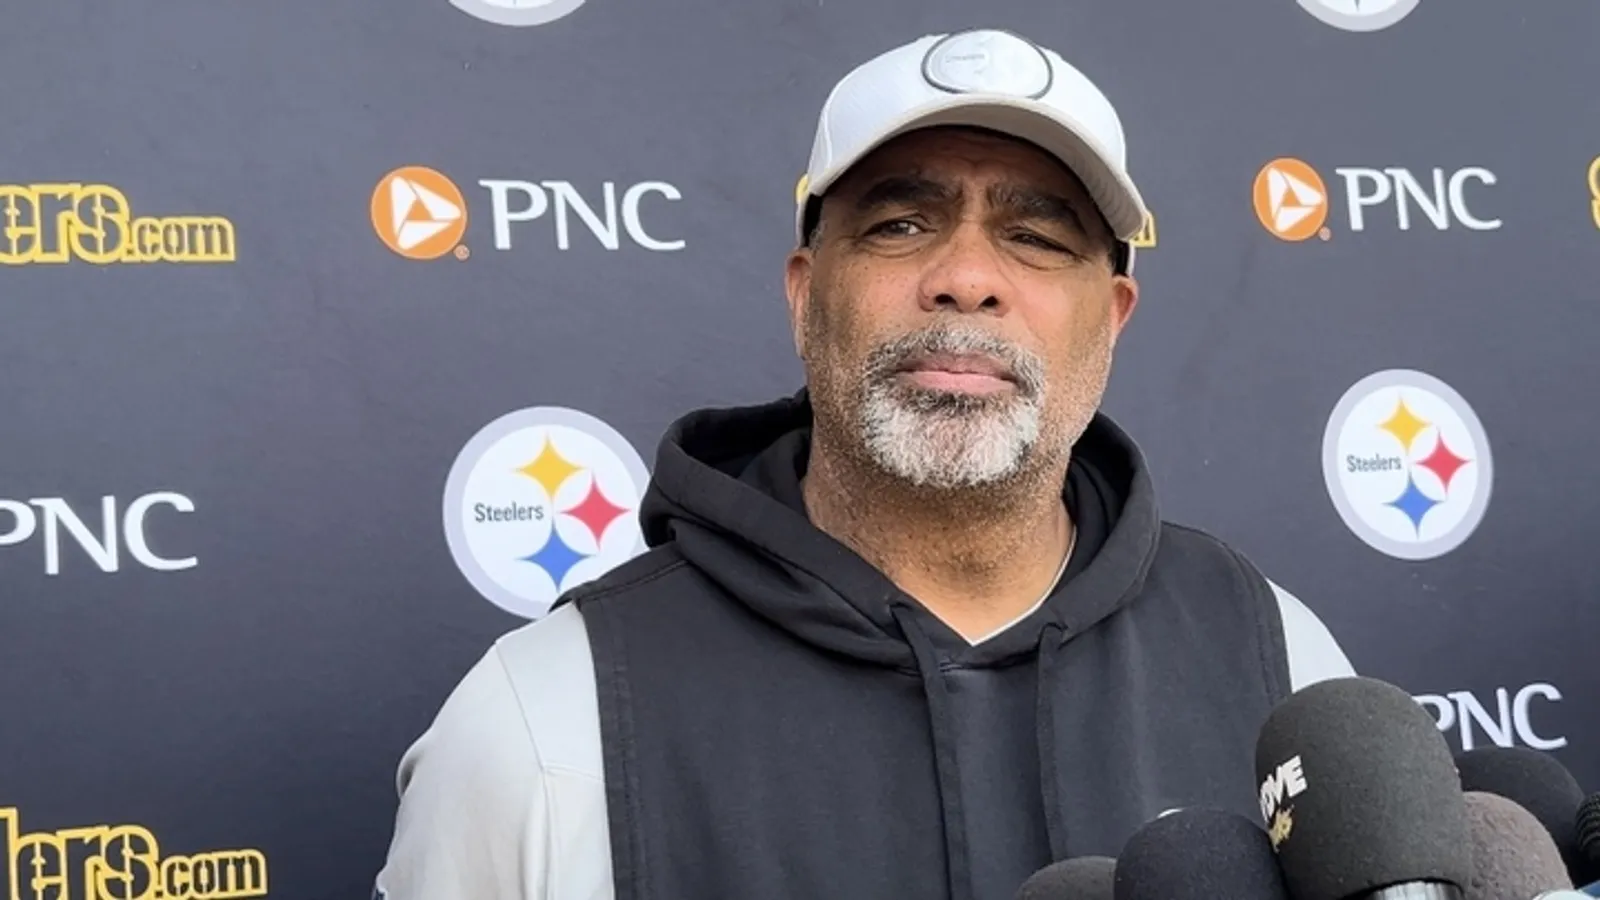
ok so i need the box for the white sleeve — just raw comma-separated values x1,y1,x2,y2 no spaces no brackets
1267,579,1359,692
372,602,613,900
372,643,551,900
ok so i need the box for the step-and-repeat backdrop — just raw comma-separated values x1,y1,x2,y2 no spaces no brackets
2,1,1596,897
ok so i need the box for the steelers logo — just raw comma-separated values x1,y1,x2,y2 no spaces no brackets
1322,369,1492,560
443,407,650,619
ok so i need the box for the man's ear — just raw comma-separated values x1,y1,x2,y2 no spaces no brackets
1109,274,1139,345
784,247,813,358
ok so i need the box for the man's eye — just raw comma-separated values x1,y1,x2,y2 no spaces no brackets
866,219,924,237
1012,231,1067,252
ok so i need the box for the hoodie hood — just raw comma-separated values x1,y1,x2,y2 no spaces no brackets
638,389,1162,669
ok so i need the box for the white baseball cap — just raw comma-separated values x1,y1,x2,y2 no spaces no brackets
796,28,1148,269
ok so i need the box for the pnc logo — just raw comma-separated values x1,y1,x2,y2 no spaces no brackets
1414,683,1567,753
372,166,684,261
0,492,197,575
371,166,469,261
1253,159,1329,241
1254,157,1500,241
0,184,236,265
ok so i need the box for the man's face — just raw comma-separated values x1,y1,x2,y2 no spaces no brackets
785,126,1139,491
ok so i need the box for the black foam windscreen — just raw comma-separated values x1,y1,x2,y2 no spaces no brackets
1112,807,1289,900
1463,791,1572,900
1577,794,1600,876
1456,747,1588,883
1015,856,1115,900
1254,676,1470,900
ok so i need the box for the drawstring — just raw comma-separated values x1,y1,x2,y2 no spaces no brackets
893,607,1073,892
891,604,974,900
1036,622,1069,861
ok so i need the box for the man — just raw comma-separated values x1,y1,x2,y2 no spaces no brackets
375,27,1355,900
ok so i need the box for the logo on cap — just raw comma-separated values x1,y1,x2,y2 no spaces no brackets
921,30,1052,99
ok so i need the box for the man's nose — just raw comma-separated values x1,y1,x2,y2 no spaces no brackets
917,224,1012,316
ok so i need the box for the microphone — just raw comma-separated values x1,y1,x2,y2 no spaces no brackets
1462,791,1572,900
1112,807,1289,900
1578,794,1600,888
1254,675,1470,900
1014,856,1114,900
1456,747,1591,884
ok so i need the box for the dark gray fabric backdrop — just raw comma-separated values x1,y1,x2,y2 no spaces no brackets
1,1,1596,897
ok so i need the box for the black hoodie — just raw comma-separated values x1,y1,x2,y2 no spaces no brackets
566,391,1299,900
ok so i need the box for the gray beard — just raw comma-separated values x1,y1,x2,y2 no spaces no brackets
855,322,1048,490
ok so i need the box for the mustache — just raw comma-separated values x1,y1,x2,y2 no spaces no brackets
863,323,1047,399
